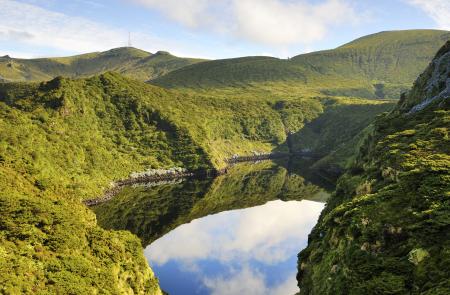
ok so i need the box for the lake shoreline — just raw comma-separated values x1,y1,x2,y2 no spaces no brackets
84,153,292,206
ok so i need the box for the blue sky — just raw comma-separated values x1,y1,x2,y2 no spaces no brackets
0,0,449,59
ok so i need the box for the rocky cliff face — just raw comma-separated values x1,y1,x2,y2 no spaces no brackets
398,41,450,113
297,42,450,294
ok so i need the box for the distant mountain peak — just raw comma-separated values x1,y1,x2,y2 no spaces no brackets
337,29,450,49
0,47,203,82
101,47,151,57
154,51,171,56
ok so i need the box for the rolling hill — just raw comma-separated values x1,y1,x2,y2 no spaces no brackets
152,30,450,99
1,30,448,101
0,47,206,82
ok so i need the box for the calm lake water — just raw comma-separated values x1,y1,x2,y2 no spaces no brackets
94,158,331,295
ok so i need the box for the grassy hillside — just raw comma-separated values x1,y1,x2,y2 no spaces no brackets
0,72,354,201
0,47,205,82
2,30,445,293
152,30,449,99
297,41,450,294
294,30,450,94
290,98,396,179
0,68,395,292
0,71,397,197
2,30,447,101
0,71,335,293
0,74,215,201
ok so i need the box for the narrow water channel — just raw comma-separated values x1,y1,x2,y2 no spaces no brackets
93,158,332,295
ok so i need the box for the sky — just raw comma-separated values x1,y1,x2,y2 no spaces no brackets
0,0,449,59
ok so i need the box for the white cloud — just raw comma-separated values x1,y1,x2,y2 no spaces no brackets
270,273,300,295
0,0,127,53
406,0,450,29
203,267,268,295
0,50,36,59
232,0,357,46
0,0,201,57
131,0,359,46
132,0,215,29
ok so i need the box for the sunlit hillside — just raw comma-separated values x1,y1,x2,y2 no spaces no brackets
0,47,206,82
152,30,450,99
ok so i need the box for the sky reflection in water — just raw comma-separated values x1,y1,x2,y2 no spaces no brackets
145,200,324,295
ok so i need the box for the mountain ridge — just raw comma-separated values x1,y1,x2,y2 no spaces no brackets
152,30,450,99
2,30,449,101
0,47,206,82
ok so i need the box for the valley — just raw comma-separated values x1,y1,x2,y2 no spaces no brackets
0,29,449,294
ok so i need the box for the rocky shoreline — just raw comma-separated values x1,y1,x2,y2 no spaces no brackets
225,152,289,164
84,153,290,206
84,168,194,206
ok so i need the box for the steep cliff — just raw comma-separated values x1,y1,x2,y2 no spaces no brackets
297,42,450,294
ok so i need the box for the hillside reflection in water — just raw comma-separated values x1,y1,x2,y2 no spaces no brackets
93,158,331,295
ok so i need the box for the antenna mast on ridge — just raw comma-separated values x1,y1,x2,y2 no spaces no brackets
128,32,132,47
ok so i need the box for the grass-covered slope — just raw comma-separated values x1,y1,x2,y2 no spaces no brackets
0,74,214,200
297,41,450,294
0,71,340,293
1,71,357,202
0,47,205,82
0,74,211,293
294,30,450,92
0,70,396,204
152,30,449,99
290,98,396,178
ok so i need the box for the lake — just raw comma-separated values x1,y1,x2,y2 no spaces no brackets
94,158,331,295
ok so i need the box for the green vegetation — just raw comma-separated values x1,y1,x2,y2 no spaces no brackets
290,98,396,179
0,47,205,82
0,186,162,294
152,30,449,99
2,30,448,294
2,30,447,102
93,159,329,247
297,41,450,294
0,72,335,293
0,74,214,201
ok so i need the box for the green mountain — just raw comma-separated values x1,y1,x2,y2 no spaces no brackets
2,30,448,101
0,47,205,82
152,30,450,99
297,41,450,294
1,31,448,294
